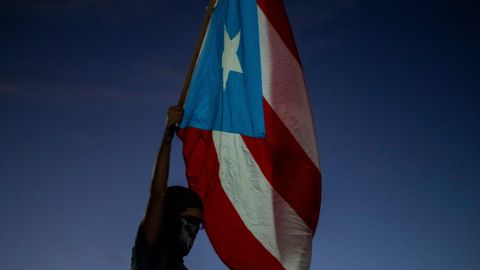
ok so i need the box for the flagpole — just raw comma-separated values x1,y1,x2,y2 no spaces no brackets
177,0,216,107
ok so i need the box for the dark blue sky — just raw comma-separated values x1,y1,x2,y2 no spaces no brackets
1,0,479,269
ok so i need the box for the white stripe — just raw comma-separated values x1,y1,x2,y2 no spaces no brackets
213,131,313,270
257,7,320,170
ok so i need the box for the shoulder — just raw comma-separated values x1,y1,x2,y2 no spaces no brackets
131,221,167,270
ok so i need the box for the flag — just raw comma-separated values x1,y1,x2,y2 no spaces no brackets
178,0,321,269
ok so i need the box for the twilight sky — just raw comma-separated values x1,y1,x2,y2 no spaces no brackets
0,0,479,269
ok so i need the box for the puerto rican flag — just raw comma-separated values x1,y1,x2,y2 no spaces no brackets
178,0,321,269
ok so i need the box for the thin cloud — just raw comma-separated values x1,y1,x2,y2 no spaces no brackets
336,0,360,8
104,253,127,265
3,0,115,12
302,37,342,54
0,0,158,25
0,82,177,106
0,57,187,106
0,82,20,95
286,0,360,54
287,0,360,29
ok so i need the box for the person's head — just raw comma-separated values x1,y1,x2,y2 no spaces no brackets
162,186,204,257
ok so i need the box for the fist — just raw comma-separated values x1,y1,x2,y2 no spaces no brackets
166,105,184,128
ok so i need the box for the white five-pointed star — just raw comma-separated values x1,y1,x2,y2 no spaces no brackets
222,26,243,90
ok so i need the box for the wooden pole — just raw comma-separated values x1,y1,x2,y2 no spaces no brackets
177,0,217,107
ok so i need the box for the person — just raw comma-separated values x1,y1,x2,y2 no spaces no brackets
131,106,204,270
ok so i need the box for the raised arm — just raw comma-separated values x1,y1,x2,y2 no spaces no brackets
142,106,183,245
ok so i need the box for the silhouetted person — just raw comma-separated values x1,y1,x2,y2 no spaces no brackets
131,106,204,270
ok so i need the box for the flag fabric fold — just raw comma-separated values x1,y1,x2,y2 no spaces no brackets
178,1,321,269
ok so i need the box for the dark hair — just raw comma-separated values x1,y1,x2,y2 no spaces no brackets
165,186,203,216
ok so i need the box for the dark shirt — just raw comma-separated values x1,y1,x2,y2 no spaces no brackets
131,222,187,270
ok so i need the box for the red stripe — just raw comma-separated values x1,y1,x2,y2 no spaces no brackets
257,0,301,64
242,99,321,231
178,128,286,270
